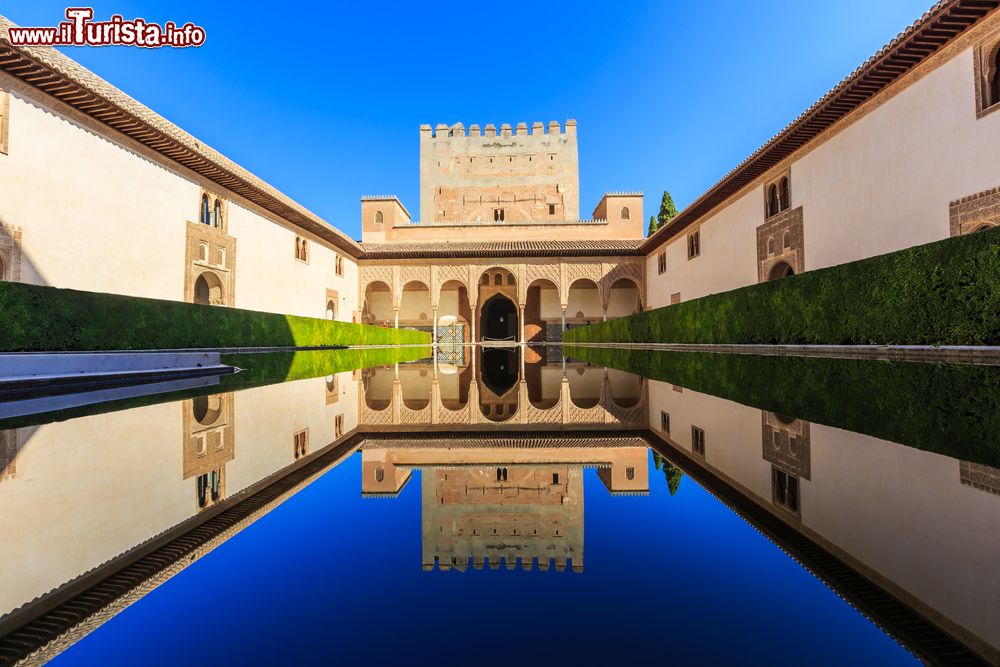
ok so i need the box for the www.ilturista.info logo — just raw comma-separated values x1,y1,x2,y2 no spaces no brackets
7,8,206,48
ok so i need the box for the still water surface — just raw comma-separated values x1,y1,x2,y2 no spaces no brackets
1,345,997,666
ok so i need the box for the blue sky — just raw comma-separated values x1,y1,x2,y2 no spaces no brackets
8,0,932,239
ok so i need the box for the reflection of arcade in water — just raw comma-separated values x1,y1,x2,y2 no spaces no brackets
361,432,650,572
360,346,646,428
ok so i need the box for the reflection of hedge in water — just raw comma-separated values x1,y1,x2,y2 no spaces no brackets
566,228,1000,345
567,345,1000,468
0,282,429,351
0,347,432,430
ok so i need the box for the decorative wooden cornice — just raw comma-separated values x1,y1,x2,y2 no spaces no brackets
0,16,364,257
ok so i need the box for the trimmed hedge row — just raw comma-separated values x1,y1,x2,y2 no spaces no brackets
566,228,1000,345
565,345,1000,468
0,282,429,351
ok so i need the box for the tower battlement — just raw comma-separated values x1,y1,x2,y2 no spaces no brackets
420,120,576,139
419,120,579,224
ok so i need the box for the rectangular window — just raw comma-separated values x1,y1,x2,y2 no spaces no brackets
552,473,560,485
660,411,670,434
687,230,701,259
335,254,344,277
657,252,666,274
493,208,505,222
334,414,344,438
548,204,556,215
691,426,705,457
295,236,309,262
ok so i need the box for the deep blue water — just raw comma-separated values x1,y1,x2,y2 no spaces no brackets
50,453,911,666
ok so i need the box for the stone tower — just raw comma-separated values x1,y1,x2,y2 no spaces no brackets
419,120,580,224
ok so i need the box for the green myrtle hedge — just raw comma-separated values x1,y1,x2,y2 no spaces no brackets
0,281,429,351
566,228,1000,345
565,345,1000,468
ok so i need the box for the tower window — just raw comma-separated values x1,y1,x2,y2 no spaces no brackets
493,208,505,222
621,207,630,220
548,204,556,215
335,254,344,277
374,210,383,225
552,473,560,484
626,467,635,481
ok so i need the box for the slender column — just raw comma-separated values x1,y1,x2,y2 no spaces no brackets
603,308,608,322
471,306,477,343
394,308,399,329
432,307,438,345
561,307,567,331
519,305,525,345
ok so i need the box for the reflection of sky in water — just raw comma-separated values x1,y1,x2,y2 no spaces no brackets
8,347,1000,665
52,454,912,666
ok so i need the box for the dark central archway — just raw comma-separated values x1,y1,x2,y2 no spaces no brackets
481,347,519,396
480,294,518,341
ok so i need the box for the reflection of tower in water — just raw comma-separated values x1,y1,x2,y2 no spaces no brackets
423,465,584,572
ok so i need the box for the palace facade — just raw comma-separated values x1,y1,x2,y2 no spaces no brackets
1,2,1000,344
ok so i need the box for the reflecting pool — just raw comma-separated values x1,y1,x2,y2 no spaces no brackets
1,344,998,665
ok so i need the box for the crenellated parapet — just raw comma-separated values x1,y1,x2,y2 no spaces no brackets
420,119,577,138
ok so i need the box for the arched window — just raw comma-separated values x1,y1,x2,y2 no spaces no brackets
200,194,210,225
375,467,385,482
767,185,779,217
626,466,635,480
213,199,223,228
326,300,336,320
767,237,775,255
506,273,515,286
991,45,1000,107
783,231,792,249
374,210,383,225
494,273,503,285
779,177,790,212
621,207,630,220
481,274,490,286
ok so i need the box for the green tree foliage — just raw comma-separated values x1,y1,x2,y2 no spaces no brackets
648,215,658,237
664,463,683,495
566,228,1000,346
658,191,678,229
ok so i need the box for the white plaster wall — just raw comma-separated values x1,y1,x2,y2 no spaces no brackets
539,287,561,318
228,206,357,320
645,192,760,309
565,285,603,319
646,379,1000,652
0,404,188,617
0,85,190,298
644,46,1000,309
0,79,360,321
397,287,432,321
0,375,363,619
797,49,1000,270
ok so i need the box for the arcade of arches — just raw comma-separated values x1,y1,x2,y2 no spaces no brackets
359,259,643,343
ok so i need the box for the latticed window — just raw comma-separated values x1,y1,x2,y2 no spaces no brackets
657,252,666,274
